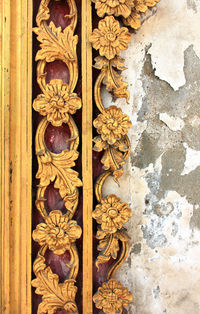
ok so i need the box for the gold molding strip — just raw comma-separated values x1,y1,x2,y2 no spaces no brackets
0,1,11,312
82,1,93,313
0,0,32,312
32,0,82,313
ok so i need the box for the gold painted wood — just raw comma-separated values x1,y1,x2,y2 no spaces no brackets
0,1,11,312
82,1,93,313
90,0,161,313
0,0,162,312
32,0,82,313
0,0,32,313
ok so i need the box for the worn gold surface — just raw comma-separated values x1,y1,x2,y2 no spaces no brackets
32,0,82,312
90,0,160,312
82,0,93,312
93,279,133,314
0,0,162,312
0,0,32,313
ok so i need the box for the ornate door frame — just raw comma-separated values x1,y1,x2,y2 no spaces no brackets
0,0,160,313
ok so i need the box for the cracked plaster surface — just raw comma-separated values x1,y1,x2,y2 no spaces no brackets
101,0,200,313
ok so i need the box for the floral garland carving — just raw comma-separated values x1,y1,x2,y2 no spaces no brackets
32,0,82,313
90,1,161,313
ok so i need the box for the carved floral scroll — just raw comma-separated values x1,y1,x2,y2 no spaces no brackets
31,0,161,312
90,0,161,313
32,0,82,312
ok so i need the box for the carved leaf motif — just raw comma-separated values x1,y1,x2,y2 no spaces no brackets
96,229,129,269
123,10,141,29
32,255,78,314
101,147,126,182
94,56,129,102
103,66,129,103
34,22,78,63
36,149,82,208
36,3,50,27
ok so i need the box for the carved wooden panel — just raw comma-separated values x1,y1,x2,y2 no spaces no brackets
0,0,161,313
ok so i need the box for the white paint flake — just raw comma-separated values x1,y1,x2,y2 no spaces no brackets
181,143,200,175
159,113,184,131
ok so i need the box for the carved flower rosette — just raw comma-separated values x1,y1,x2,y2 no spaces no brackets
32,0,82,313
90,0,161,312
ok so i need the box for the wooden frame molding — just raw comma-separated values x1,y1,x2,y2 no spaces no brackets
0,0,32,312
82,2,93,313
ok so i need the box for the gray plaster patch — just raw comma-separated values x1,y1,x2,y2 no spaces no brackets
153,286,160,299
138,46,200,150
132,131,162,169
135,46,200,205
171,222,179,237
190,208,200,230
131,243,142,254
159,146,200,204
141,220,167,249
187,0,198,12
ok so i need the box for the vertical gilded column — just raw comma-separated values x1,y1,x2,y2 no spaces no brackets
32,0,82,312
82,0,93,313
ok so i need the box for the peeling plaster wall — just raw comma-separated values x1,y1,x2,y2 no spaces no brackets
101,0,200,313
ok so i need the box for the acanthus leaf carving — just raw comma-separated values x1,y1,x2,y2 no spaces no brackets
94,56,129,103
34,22,78,63
32,0,81,312
32,252,78,314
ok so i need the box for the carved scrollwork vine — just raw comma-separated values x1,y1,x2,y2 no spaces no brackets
32,0,82,313
90,1,161,313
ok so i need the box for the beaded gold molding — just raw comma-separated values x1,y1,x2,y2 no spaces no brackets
90,1,161,313
32,0,82,313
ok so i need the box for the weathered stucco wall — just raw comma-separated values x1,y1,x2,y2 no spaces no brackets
101,0,200,313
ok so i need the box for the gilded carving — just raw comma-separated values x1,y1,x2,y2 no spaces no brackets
32,210,82,255
93,195,132,233
32,0,81,312
32,251,79,313
91,0,161,312
89,16,131,60
123,0,161,29
93,279,133,314
33,79,82,127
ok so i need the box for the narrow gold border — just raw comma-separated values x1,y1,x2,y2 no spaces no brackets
0,0,32,312
82,2,93,313
0,1,11,312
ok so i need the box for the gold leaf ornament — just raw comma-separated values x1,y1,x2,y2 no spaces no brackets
32,210,82,255
94,56,129,102
36,147,82,210
92,0,135,18
33,79,82,127
93,279,132,314
93,106,132,146
32,255,78,314
95,227,130,268
93,194,132,233
93,106,131,181
32,0,81,312
89,16,131,60
123,0,161,29
34,22,78,63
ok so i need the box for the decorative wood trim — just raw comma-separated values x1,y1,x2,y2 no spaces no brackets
0,1,11,312
32,1,83,313
90,1,161,313
82,2,93,313
0,0,32,312
0,0,162,312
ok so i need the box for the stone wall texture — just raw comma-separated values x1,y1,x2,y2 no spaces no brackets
101,0,200,313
